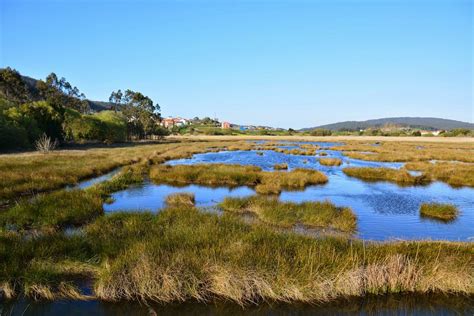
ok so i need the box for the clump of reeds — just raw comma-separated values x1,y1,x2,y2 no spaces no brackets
405,161,474,188
319,158,342,166
343,167,431,186
150,164,327,194
273,163,288,170
220,196,357,232
420,203,459,222
319,151,328,156
165,193,195,208
0,190,103,230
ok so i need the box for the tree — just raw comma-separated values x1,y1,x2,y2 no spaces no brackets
111,89,161,139
0,67,32,104
36,73,89,113
109,89,124,112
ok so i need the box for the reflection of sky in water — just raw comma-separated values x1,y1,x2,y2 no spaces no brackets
102,146,473,242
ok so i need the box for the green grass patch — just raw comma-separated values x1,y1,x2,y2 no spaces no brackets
0,190,103,230
343,167,431,186
420,203,459,222
219,196,357,232
150,164,327,195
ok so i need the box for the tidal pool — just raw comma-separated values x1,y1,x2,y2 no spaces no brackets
104,144,474,241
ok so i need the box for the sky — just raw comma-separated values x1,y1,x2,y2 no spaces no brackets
1,0,472,128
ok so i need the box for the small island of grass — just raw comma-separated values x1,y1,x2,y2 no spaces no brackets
420,203,459,222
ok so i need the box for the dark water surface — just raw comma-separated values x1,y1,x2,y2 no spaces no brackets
104,146,474,241
2,294,473,315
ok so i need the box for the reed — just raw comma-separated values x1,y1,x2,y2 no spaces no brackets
219,196,357,232
165,193,196,208
343,167,431,186
273,163,288,170
420,203,459,222
319,158,342,166
1,209,473,304
150,164,327,194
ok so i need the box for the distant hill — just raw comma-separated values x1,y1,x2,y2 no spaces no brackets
302,117,474,131
19,74,116,112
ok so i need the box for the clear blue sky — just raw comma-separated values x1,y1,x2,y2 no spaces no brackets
1,0,472,128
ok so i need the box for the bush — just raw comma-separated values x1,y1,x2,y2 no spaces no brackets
310,129,332,136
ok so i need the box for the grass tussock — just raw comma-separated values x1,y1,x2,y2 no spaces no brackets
273,163,288,170
88,210,473,304
150,164,327,195
165,193,195,208
219,196,357,232
420,203,459,222
405,161,474,187
319,158,342,166
1,209,473,303
343,167,431,186
0,190,103,230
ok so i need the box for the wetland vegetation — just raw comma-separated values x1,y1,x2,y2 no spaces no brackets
0,137,473,308
419,203,459,222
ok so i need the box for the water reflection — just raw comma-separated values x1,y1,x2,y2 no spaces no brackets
2,294,473,315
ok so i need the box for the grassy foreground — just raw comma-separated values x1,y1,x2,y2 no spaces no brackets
219,196,356,232
150,164,328,194
420,203,459,222
1,206,473,304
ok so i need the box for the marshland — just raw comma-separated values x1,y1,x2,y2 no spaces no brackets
0,137,473,314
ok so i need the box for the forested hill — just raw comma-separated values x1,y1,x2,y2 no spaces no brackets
18,74,116,112
302,117,474,131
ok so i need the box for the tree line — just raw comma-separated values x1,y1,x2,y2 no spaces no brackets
0,67,167,150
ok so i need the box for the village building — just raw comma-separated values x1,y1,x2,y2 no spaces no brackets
161,117,190,128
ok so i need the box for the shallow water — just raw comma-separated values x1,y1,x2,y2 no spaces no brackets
2,294,473,315
104,144,474,241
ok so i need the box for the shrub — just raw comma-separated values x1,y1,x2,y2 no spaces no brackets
35,133,58,153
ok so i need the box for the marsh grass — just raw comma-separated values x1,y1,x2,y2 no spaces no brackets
165,193,195,208
405,161,474,187
1,208,473,304
273,163,288,170
0,140,255,204
150,164,327,195
319,158,342,166
420,203,459,222
219,196,357,232
343,167,431,186
0,190,103,230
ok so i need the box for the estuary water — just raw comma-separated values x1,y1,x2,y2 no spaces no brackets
101,143,474,241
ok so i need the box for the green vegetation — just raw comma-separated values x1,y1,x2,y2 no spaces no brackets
343,167,431,186
0,68,164,150
405,161,474,187
220,196,357,232
165,192,196,208
0,190,102,230
150,164,328,194
1,207,472,303
273,163,288,170
420,203,459,222
319,158,342,166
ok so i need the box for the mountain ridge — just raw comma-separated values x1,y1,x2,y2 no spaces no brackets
301,117,474,131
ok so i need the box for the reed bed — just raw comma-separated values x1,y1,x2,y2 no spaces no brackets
165,193,196,208
219,196,357,232
0,140,255,204
405,161,474,187
319,158,342,166
343,167,431,186
1,207,473,304
150,164,327,194
420,203,459,222
273,163,288,170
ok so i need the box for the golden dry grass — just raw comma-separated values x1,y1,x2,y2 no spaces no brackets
319,158,342,166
